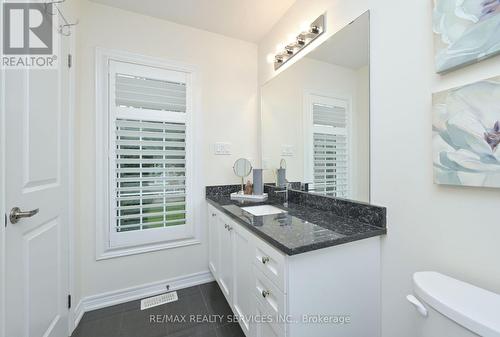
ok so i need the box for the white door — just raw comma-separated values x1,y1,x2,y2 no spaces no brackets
4,16,72,337
232,225,254,336
207,206,220,277
218,216,233,302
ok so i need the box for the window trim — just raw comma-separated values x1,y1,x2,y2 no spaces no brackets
303,91,353,198
95,48,202,260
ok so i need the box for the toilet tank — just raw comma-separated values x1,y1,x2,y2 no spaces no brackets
409,272,500,337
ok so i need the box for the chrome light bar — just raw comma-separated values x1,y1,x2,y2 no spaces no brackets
273,14,325,70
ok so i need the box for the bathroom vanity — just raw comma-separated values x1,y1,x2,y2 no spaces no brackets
206,11,385,337
206,185,386,337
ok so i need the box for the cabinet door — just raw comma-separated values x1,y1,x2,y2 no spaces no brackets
208,206,220,277
218,215,233,303
232,225,254,336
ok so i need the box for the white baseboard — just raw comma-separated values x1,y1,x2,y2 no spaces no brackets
72,270,214,332
72,301,85,332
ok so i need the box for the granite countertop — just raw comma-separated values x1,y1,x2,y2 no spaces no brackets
206,194,387,255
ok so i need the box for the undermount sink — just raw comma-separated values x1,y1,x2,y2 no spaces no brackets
241,205,286,216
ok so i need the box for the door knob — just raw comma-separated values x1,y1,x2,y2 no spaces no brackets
9,207,39,224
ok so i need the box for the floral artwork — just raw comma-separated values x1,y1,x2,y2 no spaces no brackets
433,0,500,73
433,77,500,188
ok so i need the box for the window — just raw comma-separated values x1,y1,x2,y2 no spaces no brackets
96,49,199,258
305,94,350,198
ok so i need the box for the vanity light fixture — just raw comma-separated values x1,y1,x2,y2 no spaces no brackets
272,14,325,70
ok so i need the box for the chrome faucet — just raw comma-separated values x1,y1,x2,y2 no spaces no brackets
274,182,292,207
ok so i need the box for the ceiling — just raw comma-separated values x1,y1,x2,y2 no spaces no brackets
306,13,370,69
89,0,296,42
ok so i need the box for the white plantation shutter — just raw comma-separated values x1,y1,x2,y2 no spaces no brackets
115,74,187,113
311,100,349,198
312,104,346,128
108,60,193,248
115,119,186,231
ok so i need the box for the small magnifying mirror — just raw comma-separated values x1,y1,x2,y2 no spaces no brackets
233,158,252,192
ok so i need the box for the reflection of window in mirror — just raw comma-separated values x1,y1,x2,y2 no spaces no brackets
260,11,370,203
304,94,350,198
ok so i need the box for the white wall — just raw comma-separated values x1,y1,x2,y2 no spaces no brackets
75,0,258,304
261,57,369,201
258,1,500,337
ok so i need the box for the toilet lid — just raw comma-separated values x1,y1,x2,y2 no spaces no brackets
413,272,500,337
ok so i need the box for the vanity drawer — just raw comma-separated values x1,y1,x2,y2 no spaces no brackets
253,239,286,292
253,266,286,336
254,296,286,337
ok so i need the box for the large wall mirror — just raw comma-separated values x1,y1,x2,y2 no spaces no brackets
261,12,370,203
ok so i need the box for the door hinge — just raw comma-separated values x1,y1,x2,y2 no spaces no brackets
68,294,72,309
67,54,72,68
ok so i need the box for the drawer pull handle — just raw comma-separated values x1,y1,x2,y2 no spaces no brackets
228,226,233,231
261,256,270,264
212,213,216,217
262,290,270,298
224,224,229,229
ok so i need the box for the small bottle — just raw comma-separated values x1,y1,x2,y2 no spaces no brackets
244,180,253,195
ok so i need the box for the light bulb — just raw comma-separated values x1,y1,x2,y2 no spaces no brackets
299,21,310,33
296,35,306,46
275,43,285,53
266,53,275,64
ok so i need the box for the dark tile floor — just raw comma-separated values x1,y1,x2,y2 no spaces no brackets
72,282,245,337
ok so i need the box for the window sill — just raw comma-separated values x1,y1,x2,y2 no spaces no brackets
96,237,201,261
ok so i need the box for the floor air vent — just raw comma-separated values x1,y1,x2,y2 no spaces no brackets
140,291,178,310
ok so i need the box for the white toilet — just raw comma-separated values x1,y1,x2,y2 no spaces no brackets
408,272,500,337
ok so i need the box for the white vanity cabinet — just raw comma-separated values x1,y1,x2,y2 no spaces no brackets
209,209,238,304
231,221,255,334
208,209,220,278
208,206,255,336
218,214,234,301
207,203,381,337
